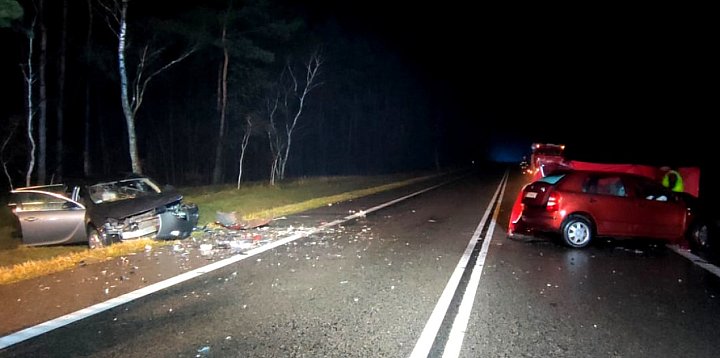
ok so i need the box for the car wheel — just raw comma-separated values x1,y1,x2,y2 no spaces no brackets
687,222,710,251
562,216,593,248
87,226,108,249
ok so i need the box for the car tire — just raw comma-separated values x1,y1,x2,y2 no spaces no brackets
687,221,710,252
562,216,594,248
87,226,108,249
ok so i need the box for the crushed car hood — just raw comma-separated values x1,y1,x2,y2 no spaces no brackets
89,191,184,222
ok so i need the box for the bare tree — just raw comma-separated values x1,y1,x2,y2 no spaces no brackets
83,0,93,176
3,0,30,186
264,97,280,185
1,119,19,190
54,0,68,180
265,52,323,184
279,53,322,179
100,0,194,174
21,9,37,187
37,0,48,184
212,7,231,184
236,114,253,188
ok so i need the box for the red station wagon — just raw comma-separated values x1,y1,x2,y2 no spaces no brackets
512,170,707,248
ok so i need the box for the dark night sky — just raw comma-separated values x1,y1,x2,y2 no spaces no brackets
311,1,714,166
0,1,715,189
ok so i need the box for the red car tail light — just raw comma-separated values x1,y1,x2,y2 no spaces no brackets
546,192,559,212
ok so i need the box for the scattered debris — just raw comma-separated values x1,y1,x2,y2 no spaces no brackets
199,244,214,256
197,346,210,356
216,211,272,230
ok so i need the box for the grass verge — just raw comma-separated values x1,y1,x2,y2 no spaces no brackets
0,238,174,285
182,173,434,225
0,173,438,285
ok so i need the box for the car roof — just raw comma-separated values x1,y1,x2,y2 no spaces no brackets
556,170,652,180
64,173,145,184
12,173,149,191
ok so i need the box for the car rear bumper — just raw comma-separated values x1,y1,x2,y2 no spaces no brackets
514,210,562,235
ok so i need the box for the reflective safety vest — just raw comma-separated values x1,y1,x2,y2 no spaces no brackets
662,170,684,192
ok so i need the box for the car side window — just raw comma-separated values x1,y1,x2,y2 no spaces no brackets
582,176,626,197
12,192,74,212
582,176,598,194
634,178,674,202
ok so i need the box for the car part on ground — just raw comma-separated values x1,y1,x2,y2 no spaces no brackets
687,221,711,251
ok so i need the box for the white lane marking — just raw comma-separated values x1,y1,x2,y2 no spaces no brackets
667,244,720,278
410,171,508,358
0,177,460,350
442,172,508,358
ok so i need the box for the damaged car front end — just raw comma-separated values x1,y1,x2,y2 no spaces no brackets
8,175,198,248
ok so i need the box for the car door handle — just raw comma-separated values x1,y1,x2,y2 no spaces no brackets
24,217,38,222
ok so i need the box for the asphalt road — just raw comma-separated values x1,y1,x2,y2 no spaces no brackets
2,168,720,357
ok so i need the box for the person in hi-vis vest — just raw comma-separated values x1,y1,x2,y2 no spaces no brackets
661,168,684,192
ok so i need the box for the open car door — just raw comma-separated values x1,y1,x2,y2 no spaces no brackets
10,190,87,246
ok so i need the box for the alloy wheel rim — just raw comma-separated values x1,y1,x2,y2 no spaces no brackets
568,222,590,245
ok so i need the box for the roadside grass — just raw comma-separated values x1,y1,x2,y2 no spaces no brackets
184,173,433,224
0,238,172,285
0,173,437,284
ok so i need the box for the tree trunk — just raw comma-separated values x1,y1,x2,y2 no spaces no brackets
212,23,230,184
269,154,279,186
37,0,47,184
265,97,280,186
55,0,68,180
24,15,37,187
168,110,176,183
236,117,252,189
2,122,18,190
117,0,141,174
279,127,292,180
83,0,93,176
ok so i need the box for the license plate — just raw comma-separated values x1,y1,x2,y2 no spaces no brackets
525,192,538,199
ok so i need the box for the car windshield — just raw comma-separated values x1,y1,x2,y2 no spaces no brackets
87,178,161,204
535,148,563,156
538,173,565,185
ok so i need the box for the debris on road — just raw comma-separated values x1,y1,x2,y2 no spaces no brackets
216,211,272,230
196,345,210,356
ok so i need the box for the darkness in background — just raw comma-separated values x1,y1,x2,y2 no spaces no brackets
0,2,714,196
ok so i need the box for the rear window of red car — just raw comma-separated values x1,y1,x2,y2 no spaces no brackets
539,174,565,185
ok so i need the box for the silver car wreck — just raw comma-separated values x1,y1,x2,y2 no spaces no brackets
8,175,199,248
